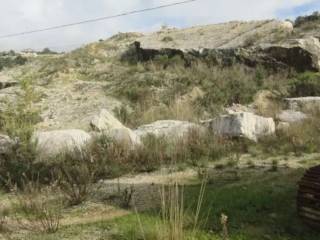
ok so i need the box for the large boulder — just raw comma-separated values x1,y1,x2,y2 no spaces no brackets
277,110,308,123
90,109,124,132
285,97,320,112
0,134,15,154
206,112,275,141
32,129,92,160
134,120,203,139
91,109,141,145
108,128,141,146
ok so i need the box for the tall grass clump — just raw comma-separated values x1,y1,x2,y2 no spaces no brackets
136,180,207,240
256,110,320,156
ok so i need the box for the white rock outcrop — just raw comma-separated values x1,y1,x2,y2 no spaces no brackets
286,97,320,112
32,129,92,159
134,120,203,139
277,110,308,123
207,112,275,141
0,134,15,154
91,109,140,145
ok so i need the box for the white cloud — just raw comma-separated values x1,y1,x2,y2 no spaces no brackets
0,0,317,51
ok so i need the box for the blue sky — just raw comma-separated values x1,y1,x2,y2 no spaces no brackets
0,0,319,52
277,1,320,19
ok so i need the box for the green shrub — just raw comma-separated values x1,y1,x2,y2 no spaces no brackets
54,148,96,206
0,54,27,71
288,72,320,97
0,76,43,190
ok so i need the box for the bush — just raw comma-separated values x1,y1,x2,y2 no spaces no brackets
288,72,320,97
54,149,96,206
0,54,27,71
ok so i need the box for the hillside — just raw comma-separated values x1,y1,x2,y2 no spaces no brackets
0,12,320,240
1,16,320,130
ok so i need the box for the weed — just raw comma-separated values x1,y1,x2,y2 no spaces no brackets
220,213,229,240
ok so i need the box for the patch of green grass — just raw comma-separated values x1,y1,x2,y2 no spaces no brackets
185,169,319,240
108,169,320,240
9,169,320,240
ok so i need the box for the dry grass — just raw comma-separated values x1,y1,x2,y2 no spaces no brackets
136,179,207,240
12,183,62,234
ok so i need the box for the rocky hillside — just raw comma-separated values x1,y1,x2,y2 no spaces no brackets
1,12,320,156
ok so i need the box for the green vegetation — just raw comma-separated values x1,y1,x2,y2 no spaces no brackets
288,72,320,97
295,11,320,28
0,52,27,71
0,75,42,189
8,169,318,240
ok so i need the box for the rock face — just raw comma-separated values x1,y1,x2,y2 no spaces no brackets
123,40,320,72
277,110,308,123
285,97,320,111
207,112,275,141
91,109,140,145
263,37,320,72
32,129,92,160
137,20,292,50
134,120,202,139
0,134,15,154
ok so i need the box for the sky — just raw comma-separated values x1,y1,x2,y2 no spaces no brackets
0,0,319,52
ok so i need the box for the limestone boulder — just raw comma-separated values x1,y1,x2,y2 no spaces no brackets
90,109,124,132
91,109,141,145
134,120,203,139
285,97,320,112
32,129,92,160
207,112,275,141
277,110,308,123
108,128,141,146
